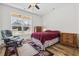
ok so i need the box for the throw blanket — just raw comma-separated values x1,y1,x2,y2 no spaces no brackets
31,31,60,44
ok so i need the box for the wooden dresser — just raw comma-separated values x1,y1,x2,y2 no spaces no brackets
60,32,77,48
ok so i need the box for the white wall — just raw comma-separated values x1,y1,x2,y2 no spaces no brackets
0,4,79,33
77,4,79,34
0,4,42,30
43,4,77,33
0,5,3,27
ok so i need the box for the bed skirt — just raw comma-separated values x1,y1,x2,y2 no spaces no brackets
31,37,59,50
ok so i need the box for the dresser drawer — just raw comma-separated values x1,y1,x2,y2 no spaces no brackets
62,33,73,38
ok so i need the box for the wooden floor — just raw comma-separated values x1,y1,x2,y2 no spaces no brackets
0,43,79,56
46,44,79,56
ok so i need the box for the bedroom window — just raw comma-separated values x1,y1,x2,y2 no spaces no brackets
11,14,32,36
11,16,32,31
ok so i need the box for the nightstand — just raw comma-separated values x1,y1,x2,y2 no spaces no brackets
34,26,43,32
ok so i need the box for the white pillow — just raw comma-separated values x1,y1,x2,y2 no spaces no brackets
43,28,47,31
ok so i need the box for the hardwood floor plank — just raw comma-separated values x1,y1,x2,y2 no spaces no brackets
46,48,65,56
46,44,79,56
53,45,74,55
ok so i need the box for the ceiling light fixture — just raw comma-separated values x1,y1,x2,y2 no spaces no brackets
27,3,40,10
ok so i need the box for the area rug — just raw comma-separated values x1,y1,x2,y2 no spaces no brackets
23,39,54,56
4,39,54,56
18,43,38,56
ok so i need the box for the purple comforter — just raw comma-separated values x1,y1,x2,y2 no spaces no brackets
31,31,60,44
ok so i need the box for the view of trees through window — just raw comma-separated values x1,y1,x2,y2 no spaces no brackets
11,16,32,31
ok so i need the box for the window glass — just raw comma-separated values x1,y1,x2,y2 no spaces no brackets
11,16,32,31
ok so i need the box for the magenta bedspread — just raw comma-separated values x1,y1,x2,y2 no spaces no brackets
31,31,60,44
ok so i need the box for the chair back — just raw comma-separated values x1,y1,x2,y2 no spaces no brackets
1,30,12,39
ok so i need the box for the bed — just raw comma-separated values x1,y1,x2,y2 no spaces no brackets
31,30,60,50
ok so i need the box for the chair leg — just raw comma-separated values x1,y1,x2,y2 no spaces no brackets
4,47,8,56
4,46,19,56
15,47,19,56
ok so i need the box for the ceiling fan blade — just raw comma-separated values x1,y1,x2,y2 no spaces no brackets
35,5,40,9
28,5,31,9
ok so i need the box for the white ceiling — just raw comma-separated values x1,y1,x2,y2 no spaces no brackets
5,3,73,16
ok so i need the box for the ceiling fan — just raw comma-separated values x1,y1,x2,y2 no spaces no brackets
27,3,40,10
